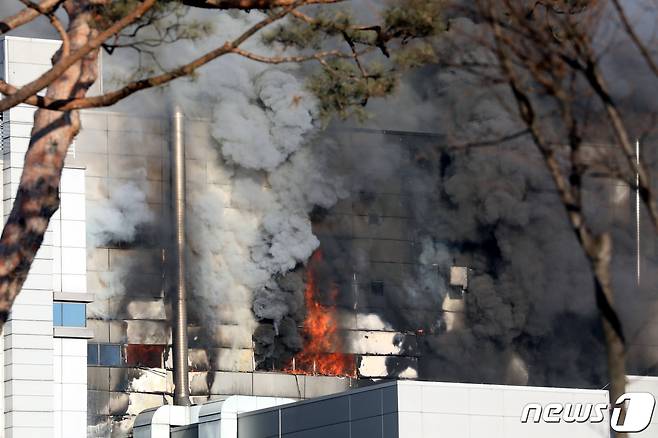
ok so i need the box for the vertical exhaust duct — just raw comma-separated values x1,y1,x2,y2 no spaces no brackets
171,105,191,406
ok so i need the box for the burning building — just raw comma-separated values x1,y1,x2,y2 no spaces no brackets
0,20,657,438
75,108,658,437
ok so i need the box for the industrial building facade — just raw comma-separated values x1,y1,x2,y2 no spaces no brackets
1,35,657,438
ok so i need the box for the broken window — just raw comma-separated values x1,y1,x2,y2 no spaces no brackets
125,344,165,368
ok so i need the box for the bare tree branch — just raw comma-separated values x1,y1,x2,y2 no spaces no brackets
0,1,311,111
0,0,157,112
18,0,71,55
180,0,343,9
231,47,347,63
574,51,658,236
483,3,629,433
609,0,658,77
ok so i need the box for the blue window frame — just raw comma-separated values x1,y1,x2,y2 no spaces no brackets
99,344,122,367
87,343,99,365
88,343,123,367
53,302,86,327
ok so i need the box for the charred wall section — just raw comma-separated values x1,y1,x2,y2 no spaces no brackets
258,127,658,388
72,110,658,436
75,112,359,437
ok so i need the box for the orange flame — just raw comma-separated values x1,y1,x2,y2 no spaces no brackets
288,251,355,377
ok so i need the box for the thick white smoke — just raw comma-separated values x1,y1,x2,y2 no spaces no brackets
87,173,154,248
92,8,350,366
216,69,317,171
142,11,350,348
86,172,155,321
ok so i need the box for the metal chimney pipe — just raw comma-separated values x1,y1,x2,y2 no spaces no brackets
171,105,190,406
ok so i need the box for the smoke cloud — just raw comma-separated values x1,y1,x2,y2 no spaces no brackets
108,11,352,362
87,0,657,403
87,174,155,248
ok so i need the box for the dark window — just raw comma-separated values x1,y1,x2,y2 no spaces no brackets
53,302,86,327
88,343,99,365
371,281,384,296
99,344,122,367
125,344,164,368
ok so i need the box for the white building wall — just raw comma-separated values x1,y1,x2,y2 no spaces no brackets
52,168,88,294
52,167,89,438
1,38,58,436
396,381,610,438
54,338,88,438
2,112,55,436
0,36,91,438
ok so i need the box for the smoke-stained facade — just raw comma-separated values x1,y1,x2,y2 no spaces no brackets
7,36,654,438
0,3,655,437
70,106,658,437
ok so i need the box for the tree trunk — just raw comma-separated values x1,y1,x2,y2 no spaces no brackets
590,233,627,438
0,1,99,327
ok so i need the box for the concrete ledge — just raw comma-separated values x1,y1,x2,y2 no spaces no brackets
53,292,94,303
53,326,94,339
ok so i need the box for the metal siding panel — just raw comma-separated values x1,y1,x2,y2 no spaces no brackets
283,422,349,438
351,416,383,438
171,425,198,438
87,367,111,391
210,371,253,395
382,413,399,438
350,389,382,421
253,373,304,398
302,375,350,399
281,397,349,434
382,385,398,414
238,411,279,438
88,390,110,416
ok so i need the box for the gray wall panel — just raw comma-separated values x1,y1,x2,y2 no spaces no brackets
237,383,400,438
253,373,305,398
350,390,382,421
171,424,198,438
283,422,349,438
382,385,398,414
351,416,383,438
238,411,279,438
281,397,349,434
382,413,399,438
303,375,350,399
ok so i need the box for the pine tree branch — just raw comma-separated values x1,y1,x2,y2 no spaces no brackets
180,0,343,9
0,0,63,34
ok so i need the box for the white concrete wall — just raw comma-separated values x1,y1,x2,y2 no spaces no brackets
396,381,610,438
0,36,90,438
1,39,57,436
54,338,88,438
52,168,88,438
52,167,87,295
